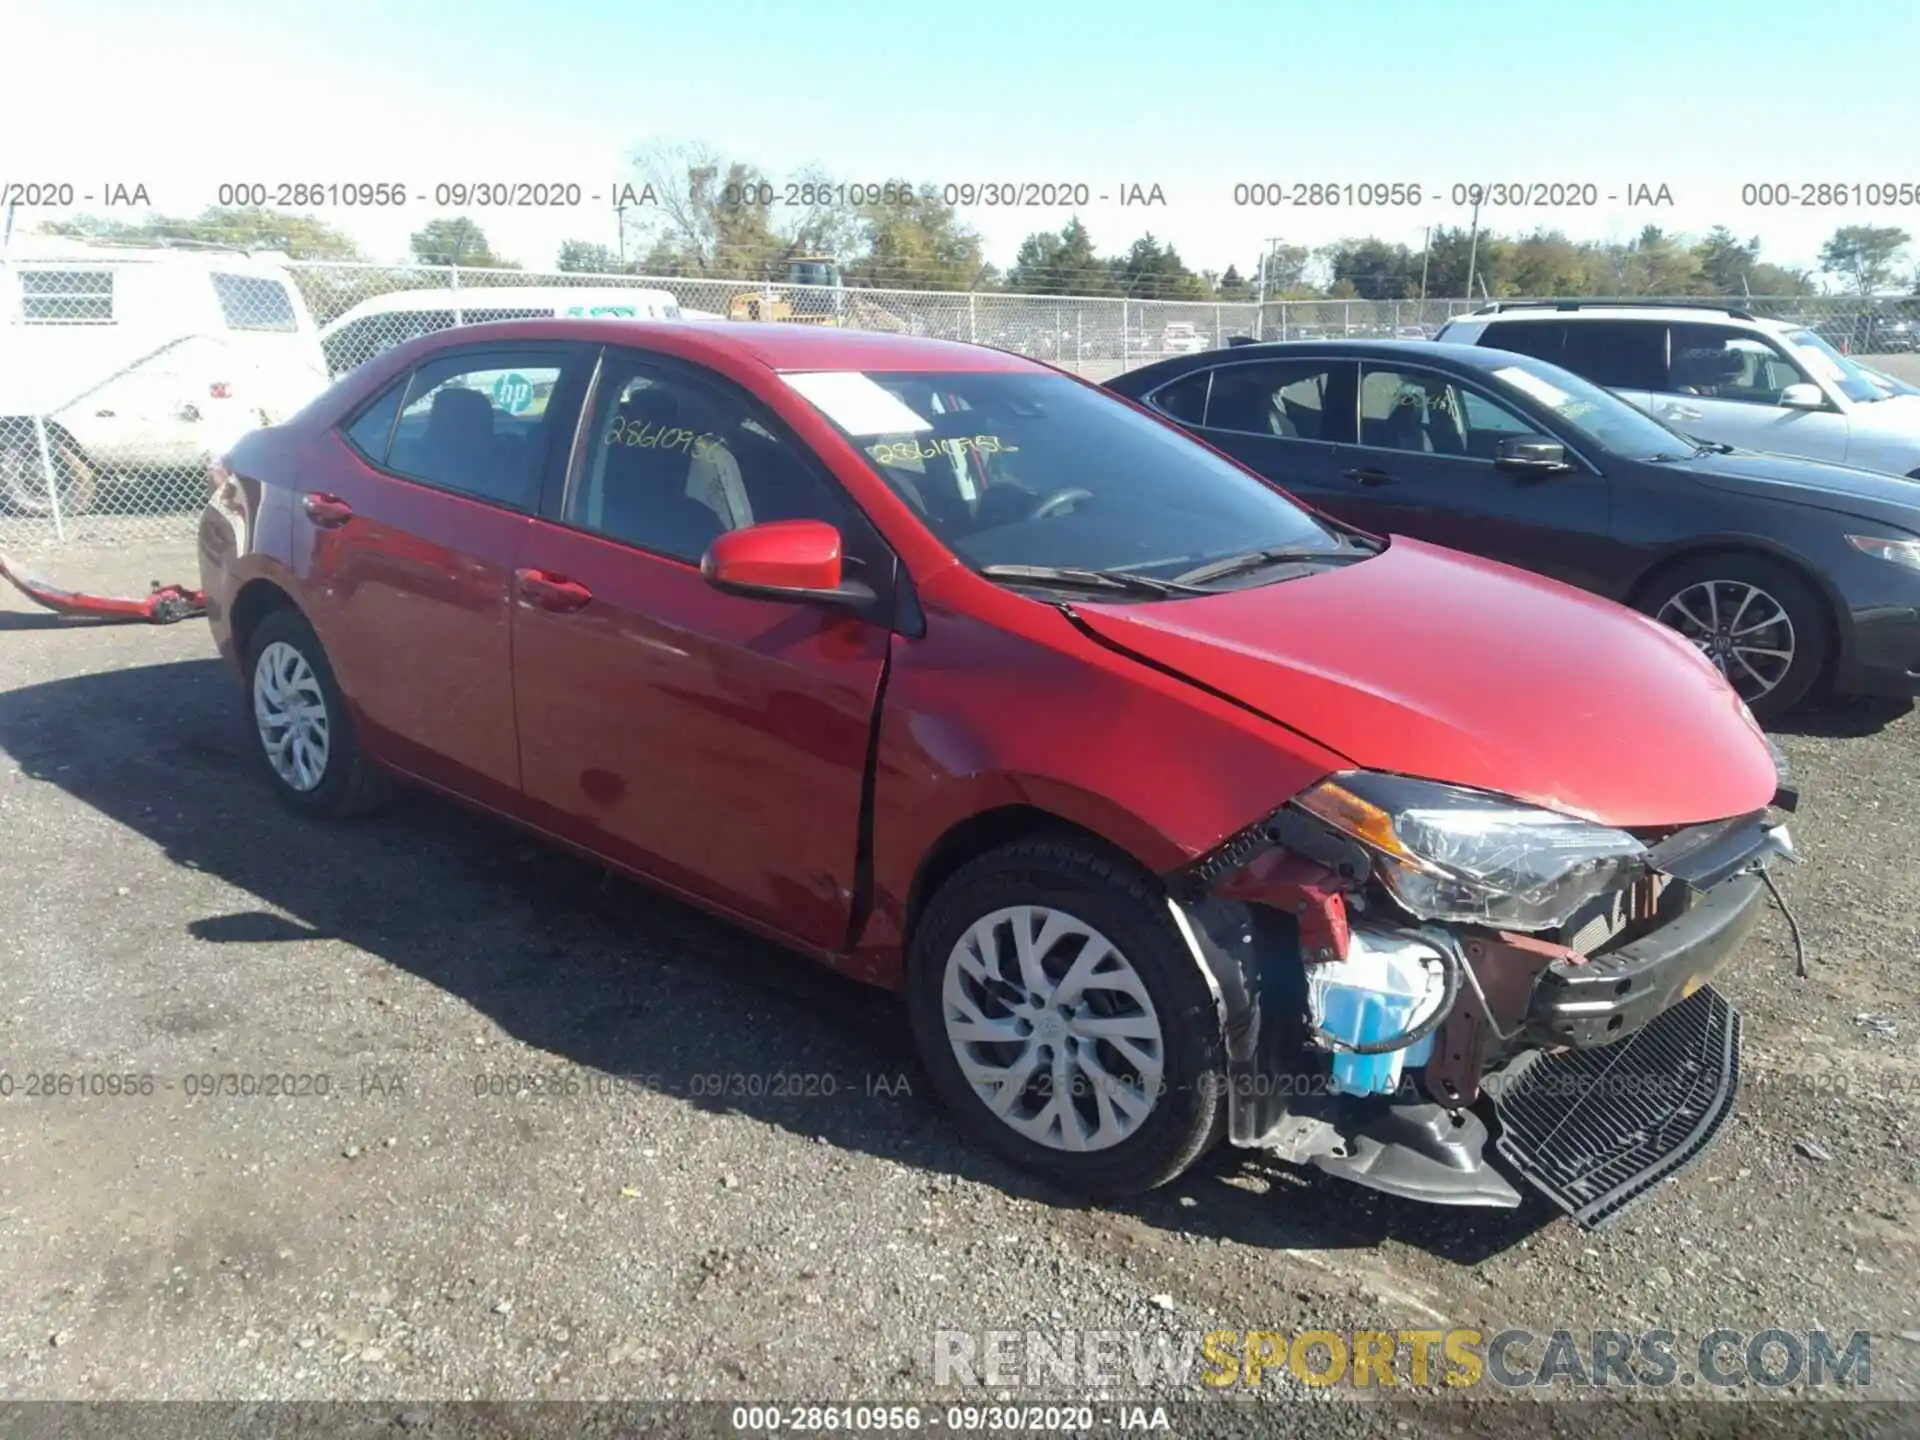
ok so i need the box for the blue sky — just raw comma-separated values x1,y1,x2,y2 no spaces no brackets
9,0,1920,285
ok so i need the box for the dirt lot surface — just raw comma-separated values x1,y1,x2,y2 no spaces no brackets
0,538,1915,1435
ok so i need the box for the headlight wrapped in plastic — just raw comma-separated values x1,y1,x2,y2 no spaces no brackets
1293,771,1648,931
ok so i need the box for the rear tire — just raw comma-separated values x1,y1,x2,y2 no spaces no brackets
906,837,1227,1198
1636,553,1828,721
0,429,96,519
244,608,388,818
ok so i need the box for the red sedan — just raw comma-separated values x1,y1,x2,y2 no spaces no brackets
198,320,1797,1226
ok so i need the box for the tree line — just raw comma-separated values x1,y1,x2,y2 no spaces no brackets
29,141,1920,302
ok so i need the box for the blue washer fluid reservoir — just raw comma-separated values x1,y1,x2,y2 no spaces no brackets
1306,930,1448,1097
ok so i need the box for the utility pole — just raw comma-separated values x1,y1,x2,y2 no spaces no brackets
1418,225,1431,303
615,202,628,266
1254,236,1283,339
1464,196,1482,301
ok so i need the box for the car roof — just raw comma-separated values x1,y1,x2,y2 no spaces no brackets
1448,304,1791,331
324,285,682,320
392,317,1049,373
2,237,294,268
1122,338,1527,371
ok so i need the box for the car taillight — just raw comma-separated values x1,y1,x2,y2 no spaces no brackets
207,454,234,498
210,382,232,399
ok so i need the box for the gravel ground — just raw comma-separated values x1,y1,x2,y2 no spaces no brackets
0,541,1915,1434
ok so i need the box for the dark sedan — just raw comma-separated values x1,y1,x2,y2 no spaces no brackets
1107,339,1920,719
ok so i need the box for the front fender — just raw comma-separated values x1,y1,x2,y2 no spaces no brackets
855,607,1346,988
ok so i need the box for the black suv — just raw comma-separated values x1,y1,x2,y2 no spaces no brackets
1106,339,1920,719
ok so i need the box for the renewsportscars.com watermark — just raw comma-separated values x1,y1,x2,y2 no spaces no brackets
933,1327,1874,1391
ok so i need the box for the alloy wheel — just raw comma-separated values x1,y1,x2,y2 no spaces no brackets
940,905,1165,1153
1655,579,1796,703
253,640,331,792
0,441,48,516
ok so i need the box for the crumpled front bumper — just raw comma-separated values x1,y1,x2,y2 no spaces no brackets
1525,871,1765,1049
1170,822,1786,1226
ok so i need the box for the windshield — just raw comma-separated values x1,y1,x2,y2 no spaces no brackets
1857,362,1920,397
1779,328,1894,403
783,370,1348,585
1483,357,1704,461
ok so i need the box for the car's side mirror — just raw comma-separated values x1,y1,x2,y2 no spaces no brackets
700,519,876,610
1778,382,1827,410
1494,435,1569,474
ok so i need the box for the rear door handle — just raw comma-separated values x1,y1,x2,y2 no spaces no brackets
1342,467,1395,486
302,492,354,528
514,568,592,613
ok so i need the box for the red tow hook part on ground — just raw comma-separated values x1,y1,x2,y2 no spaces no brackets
0,552,206,625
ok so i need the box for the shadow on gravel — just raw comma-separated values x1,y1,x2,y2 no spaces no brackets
1770,693,1913,739
0,656,1550,1265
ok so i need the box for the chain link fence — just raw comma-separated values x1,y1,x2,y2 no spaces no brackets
6,245,1920,552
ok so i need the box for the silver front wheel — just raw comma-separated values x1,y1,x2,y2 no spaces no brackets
941,904,1165,1153
252,640,331,792
1656,579,1796,703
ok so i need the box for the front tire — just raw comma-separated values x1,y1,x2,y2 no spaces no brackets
244,608,388,818
906,837,1227,1198
1638,553,1828,721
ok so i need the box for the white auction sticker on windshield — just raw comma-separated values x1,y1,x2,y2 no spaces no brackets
1493,366,1572,408
782,371,933,436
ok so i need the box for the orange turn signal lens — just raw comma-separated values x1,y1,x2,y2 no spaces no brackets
1295,780,1435,872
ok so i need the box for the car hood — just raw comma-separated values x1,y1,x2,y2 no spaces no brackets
1853,393,1920,429
1677,447,1920,529
1074,538,1778,830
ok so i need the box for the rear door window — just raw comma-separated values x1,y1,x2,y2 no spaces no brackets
211,273,299,332
1201,358,1349,440
1562,320,1668,389
380,348,579,509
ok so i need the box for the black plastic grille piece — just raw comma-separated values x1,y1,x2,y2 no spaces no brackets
1491,985,1740,1228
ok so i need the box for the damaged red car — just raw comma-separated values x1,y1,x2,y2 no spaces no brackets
198,320,1800,1227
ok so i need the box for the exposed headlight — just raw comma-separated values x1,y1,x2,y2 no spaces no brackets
1845,534,1920,571
1293,771,1647,931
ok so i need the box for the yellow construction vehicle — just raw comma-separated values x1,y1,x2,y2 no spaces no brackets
727,256,843,325
725,256,911,332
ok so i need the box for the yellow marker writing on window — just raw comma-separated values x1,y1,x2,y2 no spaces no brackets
606,418,724,458
866,435,1019,465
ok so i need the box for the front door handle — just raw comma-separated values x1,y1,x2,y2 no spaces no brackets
1342,467,1395,486
302,492,354,528
1659,403,1704,421
514,568,592,613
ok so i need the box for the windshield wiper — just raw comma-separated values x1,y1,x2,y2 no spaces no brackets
975,564,1212,598
1692,440,1736,454
1170,544,1370,587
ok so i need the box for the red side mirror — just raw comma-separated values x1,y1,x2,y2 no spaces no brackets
700,520,875,610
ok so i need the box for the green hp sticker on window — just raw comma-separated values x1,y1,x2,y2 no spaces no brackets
492,373,535,414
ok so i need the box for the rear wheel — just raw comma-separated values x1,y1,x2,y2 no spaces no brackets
244,608,388,818
1638,553,1828,720
906,837,1227,1197
0,428,95,519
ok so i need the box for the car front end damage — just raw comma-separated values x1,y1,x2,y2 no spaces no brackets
1166,751,1801,1228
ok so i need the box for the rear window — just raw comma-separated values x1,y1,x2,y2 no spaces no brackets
211,273,299,332
1480,320,1565,363
19,269,114,324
